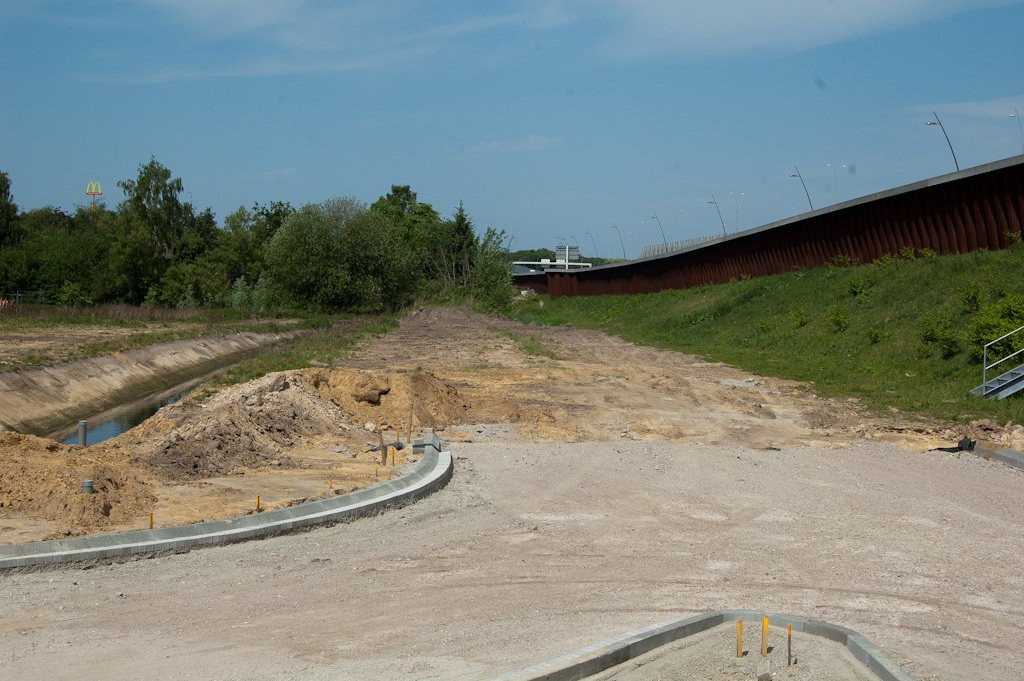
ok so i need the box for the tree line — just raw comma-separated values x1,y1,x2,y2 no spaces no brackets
0,159,513,312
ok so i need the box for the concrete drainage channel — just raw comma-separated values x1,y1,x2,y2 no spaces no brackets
495,609,916,681
0,433,452,570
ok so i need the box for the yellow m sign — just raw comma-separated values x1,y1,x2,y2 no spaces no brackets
86,181,103,211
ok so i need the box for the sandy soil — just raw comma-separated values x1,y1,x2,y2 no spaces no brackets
1,307,1024,680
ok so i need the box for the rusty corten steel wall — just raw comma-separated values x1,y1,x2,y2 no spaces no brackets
512,272,549,295
530,156,1024,298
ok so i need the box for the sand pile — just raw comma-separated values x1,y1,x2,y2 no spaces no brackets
122,372,353,480
0,432,156,537
116,368,468,482
303,367,470,432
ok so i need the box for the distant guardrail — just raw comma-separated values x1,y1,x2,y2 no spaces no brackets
639,235,725,259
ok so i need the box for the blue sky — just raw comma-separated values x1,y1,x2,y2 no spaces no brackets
2,1,1023,258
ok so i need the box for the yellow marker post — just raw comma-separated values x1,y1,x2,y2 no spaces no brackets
761,617,769,657
736,621,742,658
787,623,792,667
329,480,332,489
149,512,153,529
256,495,260,512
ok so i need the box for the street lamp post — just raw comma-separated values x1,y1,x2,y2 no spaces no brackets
649,211,668,249
790,166,814,211
611,224,626,259
730,192,744,232
708,196,727,236
585,231,599,259
827,160,847,204
926,111,959,172
1012,108,1024,156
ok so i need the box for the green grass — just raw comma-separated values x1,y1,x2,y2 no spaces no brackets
0,305,340,371
490,328,559,359
509,245,1024,426
201,314,400,391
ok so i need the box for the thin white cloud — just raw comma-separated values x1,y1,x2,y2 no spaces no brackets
586,0,1022,58
465,135,564,156
129,0,308,36
80,0,1024,82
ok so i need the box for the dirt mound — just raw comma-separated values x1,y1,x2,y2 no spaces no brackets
303,367,470,432
0,432,156,537
121,372,354,481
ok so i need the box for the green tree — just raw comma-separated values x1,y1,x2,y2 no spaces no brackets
264,197,415,311
471,227,513,311
116,157,186,262
0,171,20,248
264,197,366,310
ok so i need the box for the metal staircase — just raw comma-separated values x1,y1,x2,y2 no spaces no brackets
971,324,1024,399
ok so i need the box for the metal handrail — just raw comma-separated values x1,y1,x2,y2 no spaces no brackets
982,323,1024,390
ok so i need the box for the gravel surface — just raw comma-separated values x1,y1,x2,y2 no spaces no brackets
2,433,1022,680
3,308,1023,681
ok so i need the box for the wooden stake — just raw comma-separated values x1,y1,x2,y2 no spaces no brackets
409,402,414,443
787,623,792,667
761,617,769,657
149,512,153,530
378,431,385,463
736,621,743,658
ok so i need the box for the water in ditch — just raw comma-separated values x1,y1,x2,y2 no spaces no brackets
58,387,193,446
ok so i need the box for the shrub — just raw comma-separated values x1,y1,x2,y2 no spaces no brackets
919,313,961,357
229,276,253,310
755,318,772,334
54,281,92,306
967,294,1024,362
918,248,937,262
789,305,807,327
866,326,881,344
847,274,865,297
827,305,849,332
959,284,981,311
829,254,859,267
471,227,514,312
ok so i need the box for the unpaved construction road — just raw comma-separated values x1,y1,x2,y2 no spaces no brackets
2,307,1024,680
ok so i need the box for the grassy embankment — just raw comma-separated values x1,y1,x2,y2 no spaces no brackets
510,245,1024,426
0,305,344,370
198,314,400,395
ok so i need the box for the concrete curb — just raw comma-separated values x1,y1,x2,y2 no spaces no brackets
493,609,916,681
0,440,452,570
973,441,1024,472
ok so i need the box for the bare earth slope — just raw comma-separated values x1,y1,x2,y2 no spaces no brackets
1,307,1023,681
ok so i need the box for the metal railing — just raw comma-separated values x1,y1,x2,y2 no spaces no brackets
639,234,726,259
982,323,1024,390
